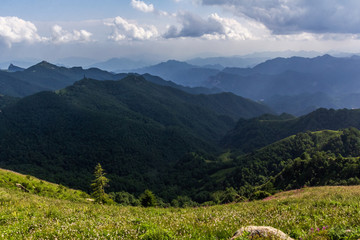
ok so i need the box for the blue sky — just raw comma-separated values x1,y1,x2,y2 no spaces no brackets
2,0,360,65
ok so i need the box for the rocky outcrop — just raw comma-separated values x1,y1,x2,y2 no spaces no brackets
231,226,293,240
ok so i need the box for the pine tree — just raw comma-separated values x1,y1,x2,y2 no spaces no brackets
91,163,109,203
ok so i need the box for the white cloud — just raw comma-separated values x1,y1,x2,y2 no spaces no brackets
131,0,154,13
51,25,92,43
106,17,159,41
0,16,43,47
163,12,224,38
163,12,269,40
131,0,169,16
206,13,268,40
201,0,360,35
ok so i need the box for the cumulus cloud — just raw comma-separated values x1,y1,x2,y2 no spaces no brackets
106,17,158,41
131,0,154,13
131,0,169,16
206,13,269,40
163,12,224,38
201,0,360,35
0,16,43,47
51,25,92,43
163,12,267,40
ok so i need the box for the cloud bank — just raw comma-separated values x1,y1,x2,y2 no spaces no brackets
164,12,267,40
201,0,360,35
164,12,224,38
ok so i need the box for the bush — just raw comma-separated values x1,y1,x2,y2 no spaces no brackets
251,190,271,200
171,196,198,208
139,190,157,207
109,191,140,206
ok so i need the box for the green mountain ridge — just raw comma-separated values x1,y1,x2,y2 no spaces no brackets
213,128,360,196
222,108,360,153
0,75,272,199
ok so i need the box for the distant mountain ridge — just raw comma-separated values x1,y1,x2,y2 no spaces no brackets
7,64,25,72
89,58,151,72
202,55,360,115
0,61,223,98
132,60,220,87
3,55,360,115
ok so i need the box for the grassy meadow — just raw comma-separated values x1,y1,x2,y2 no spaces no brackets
1,171,360,240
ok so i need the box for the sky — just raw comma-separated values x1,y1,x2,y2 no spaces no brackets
2,0,360,65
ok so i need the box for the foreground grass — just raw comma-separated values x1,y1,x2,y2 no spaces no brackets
1,186,360,239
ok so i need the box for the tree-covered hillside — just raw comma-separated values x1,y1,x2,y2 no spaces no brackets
0,75,271,199
216,128,360,196
222,108,360,153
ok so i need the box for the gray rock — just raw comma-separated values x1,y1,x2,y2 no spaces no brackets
231,226,293,240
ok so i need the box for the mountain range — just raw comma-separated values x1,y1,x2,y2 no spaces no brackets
0,61,221,98
1,56,360,202
0,75,271,198
0,72,360,201
221,108,360,153
133,60,220,87
5,55,360,116
131,55,360,115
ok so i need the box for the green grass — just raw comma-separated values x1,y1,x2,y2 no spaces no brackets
0,168,89,202
1,184,360,239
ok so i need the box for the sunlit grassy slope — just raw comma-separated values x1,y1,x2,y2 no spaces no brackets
0,168,89,202
1,171,360,240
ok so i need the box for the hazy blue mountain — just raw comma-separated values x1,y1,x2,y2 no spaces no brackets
8,61,126,92
141,74,222,95
241,50,322,59
337,93,360,108
56,57,98,67
0,60,230,98
90,58,151,72
0,60,38,70
203,55,360,114
187,56,267,68
7,64,25,72
264,93,339,116
133,60,220,87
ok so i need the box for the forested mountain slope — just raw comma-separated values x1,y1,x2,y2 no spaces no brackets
0,75,272,197
222,108,360,152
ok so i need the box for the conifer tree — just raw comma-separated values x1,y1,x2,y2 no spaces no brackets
91,163,109,203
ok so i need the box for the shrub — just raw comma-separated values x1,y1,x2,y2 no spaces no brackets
139,190,157,207
251,190,271,200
